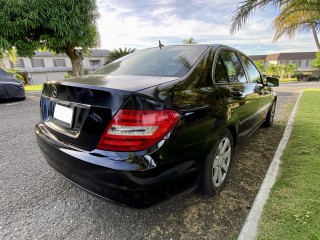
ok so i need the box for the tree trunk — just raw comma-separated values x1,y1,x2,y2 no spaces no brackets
312,24,320,52
65,43,84,77
281,64,285,79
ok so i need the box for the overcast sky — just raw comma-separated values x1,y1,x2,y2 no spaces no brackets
96,0,318,55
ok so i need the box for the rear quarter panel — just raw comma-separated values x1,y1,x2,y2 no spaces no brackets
132,47,231,168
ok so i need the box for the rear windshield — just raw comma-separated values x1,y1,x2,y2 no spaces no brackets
94,46,208,77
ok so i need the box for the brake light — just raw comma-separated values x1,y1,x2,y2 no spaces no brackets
97,110,180,152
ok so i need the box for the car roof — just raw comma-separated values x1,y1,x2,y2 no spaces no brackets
141,44,245,55
144,44,224,48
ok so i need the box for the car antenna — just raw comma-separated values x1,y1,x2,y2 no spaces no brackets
158,40,164,49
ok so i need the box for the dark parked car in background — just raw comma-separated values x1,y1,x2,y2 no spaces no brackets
0,69,25,102
35,44,278,208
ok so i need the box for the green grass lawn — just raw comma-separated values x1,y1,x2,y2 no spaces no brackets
258,89,320,240
24,84,43,91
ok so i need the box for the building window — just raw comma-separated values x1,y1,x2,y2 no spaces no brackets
31,58,45,67
90,60,101,66
53,59,66,67
14,59,25,68
306,60,310,67
293,60,301,67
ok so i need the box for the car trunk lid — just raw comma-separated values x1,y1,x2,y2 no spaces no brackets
39,75,177,150
40,82,133,150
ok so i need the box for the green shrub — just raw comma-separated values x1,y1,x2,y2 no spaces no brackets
4,68,24,83
279,78,298,82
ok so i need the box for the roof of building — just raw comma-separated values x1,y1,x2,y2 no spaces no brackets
89,49,110,57
250,52,317,61
249,55,267,61
33,49,109,57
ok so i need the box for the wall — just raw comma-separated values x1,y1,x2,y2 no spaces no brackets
47,72,66,81
30,73,48,84
83,57,105,71
3,55,106,69
30,72,68,84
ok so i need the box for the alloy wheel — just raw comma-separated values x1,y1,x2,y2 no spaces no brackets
212,137,231,187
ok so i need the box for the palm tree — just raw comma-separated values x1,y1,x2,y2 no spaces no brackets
273,1,320,51
284,63,297,78
104,47,136,65
266,63,282,77
183,38,197,44
230,0,320,51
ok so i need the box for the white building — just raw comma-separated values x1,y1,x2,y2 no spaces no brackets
250,52,320,79
2,49,109,84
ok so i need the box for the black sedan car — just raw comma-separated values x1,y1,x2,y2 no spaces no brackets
0,69,26,102
35,45,278,208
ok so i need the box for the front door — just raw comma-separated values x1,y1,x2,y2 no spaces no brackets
240,55,271,124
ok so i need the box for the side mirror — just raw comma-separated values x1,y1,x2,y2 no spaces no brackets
266,76,279,87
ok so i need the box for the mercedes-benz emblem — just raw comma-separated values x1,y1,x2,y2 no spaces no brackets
52,85,58,98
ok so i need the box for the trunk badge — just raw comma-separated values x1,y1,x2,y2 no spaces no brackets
52,85,58,98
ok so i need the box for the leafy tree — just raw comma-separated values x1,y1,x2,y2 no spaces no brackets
311,52,320,70
0,0,100,76
0,48,17,69
104,48,136,65
253,60,266,73
230,0,320,51
183,38,197,44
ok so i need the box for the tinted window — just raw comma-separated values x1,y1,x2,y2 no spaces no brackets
214,55,230,83
220,51,247,83
241,55,262,83
94,46,208,77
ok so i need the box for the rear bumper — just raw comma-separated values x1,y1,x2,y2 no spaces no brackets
35,123,199,208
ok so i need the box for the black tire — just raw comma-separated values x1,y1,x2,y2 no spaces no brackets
262,100,276,127
200,129,234,196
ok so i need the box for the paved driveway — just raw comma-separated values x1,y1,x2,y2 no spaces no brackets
0,82,318,239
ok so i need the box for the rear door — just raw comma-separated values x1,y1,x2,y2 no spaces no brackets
213,49,261,137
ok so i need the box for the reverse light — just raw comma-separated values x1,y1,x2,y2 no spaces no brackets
97,110,180,152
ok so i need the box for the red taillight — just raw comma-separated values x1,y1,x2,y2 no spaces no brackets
97,110,180,152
